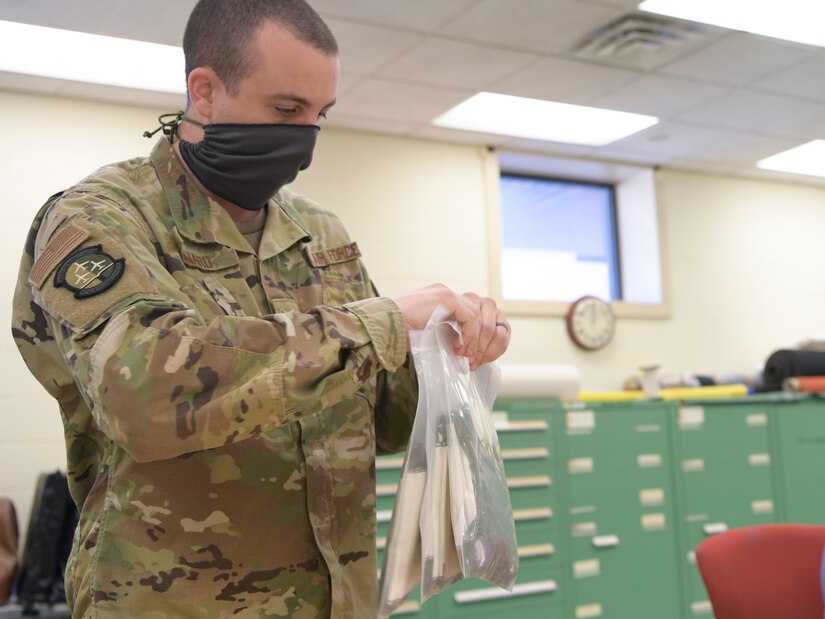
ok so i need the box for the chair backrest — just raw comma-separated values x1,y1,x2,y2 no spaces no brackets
695,524,825,619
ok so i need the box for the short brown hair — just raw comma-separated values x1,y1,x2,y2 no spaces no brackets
183,0,338,96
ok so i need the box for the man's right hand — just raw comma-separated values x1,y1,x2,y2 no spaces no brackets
391,284,510,371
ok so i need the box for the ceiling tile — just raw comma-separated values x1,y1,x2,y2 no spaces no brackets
377,37,537,91
439,0,623,54
325,18,422,76
589,146,674,167
331,78,472,124
493,56,640,104
336,72,366,97
759,102,825,141
660,32,816,87
590,75,728,119
676,90,821,133
601,122,748,158
0,0,193,46
55,81,185,111
0,0,125,34
753,52,825,103
411,125,510,147
582,0,642,8
310,0,479,33
500,137,596,159
689,134,802,167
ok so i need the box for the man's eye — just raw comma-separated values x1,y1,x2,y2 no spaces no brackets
318,112,328,120
276,107,298,115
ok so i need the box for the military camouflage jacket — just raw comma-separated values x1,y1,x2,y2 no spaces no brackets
11,138,418,618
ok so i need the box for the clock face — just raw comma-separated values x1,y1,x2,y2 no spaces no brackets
566,296,615,351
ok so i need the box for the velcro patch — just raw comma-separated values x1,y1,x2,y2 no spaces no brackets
29,224,90,289
54,245,125,299
307,242,361,267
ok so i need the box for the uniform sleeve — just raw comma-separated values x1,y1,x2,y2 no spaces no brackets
32,196,408,463
374,355,419,455
360,276,420,456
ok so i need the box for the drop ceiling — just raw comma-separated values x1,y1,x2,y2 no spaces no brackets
1,0,824,186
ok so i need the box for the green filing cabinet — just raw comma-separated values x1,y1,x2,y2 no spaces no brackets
436,400,566,619
773,394,825,523
562,401,683,619
670,396,779,618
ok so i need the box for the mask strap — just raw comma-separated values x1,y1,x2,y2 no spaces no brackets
143,112,204,142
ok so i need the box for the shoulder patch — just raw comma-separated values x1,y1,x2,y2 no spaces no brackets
29,224,90,289
53,245,125,299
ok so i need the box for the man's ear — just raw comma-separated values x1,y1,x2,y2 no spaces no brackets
187,67,222,120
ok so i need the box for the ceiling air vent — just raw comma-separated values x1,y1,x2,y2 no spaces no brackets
573,13,719,70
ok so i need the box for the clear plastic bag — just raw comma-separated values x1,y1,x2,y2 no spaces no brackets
377,305,518,618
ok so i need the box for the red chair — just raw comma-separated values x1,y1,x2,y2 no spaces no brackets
695,524,825,619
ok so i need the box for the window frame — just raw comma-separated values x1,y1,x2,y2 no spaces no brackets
484,148,671,319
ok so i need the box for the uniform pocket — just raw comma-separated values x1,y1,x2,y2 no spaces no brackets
319,260,368,306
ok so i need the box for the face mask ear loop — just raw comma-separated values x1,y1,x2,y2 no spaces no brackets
143,111,187,142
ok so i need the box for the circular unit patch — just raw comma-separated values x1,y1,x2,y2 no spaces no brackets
54,244,125,299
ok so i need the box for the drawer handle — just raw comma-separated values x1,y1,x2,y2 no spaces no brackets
395,600,421,615
703,522,728,536
377,509,393,524
513,507,553,521
507,475,552,489
592,535,620,549
501,448,550,461
376,483,398,496
518,543,555,558
454,580,557,604
495,420,549,432
375,457,404,470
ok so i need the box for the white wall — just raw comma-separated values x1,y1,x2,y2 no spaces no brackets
3,89,825,530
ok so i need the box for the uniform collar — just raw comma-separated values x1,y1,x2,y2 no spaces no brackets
150,138,311,257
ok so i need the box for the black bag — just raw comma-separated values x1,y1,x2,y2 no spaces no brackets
15,472,79,608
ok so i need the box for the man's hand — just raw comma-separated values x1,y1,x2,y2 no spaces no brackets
391,284,511,371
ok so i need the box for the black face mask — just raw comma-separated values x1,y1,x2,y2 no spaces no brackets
177,122,320,211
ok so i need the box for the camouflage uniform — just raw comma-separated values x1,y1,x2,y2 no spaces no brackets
11,138,418,618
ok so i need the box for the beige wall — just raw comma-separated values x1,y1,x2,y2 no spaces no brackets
3,89,825,529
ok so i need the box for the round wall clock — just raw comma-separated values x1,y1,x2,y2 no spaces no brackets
566,295,616,351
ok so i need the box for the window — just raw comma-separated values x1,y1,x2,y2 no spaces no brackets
489,151,668,318
500,174,621,302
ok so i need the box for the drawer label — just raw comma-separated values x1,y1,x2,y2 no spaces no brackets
574,559,601,578
752,499,774,514
679,406,705,430
642,513,667,531
567,411,595,434
638,453,662,468
746,413,768,427
572,521,598,537
568,457,594,474
576,603,603,618
749,453,771,467
640,488,665,506
682,458,705,472
691,600,713,615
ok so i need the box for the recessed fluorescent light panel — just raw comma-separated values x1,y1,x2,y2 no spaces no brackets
757,140,825,178
0,20,185,93
433,92,659,146
639,0,825,48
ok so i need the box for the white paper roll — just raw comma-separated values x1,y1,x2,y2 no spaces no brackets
497,364,581,401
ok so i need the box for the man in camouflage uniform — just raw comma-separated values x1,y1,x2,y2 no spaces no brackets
11,1,511,617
